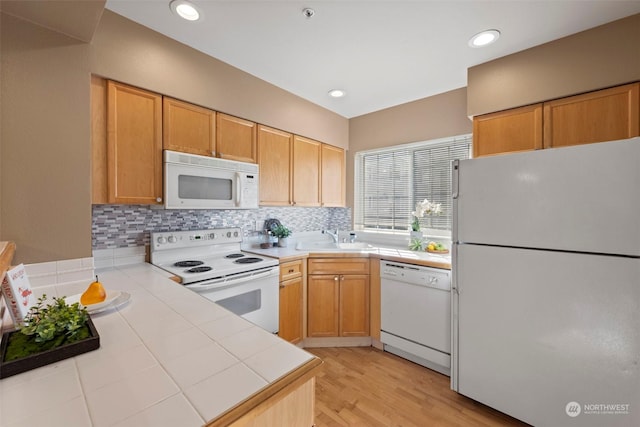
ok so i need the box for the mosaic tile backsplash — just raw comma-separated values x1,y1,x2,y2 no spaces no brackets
92,205,352,249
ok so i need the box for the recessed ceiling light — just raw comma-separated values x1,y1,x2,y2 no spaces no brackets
170,0,201,21
468,29,500,48
328,89,346,98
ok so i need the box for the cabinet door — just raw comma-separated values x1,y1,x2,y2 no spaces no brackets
279,276,303,344
258,125,292,206
163,97,215,157
339,275,370,337
473,104,543,157
307,275,339,337
543,83,639,148
292,136,321,207
91,76,108,204
107,81,163,204
216,113,257,163
320,144,345,207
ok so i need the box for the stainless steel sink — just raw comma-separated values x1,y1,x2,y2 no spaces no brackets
295,241,375,251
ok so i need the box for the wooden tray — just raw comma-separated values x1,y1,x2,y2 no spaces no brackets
0,317,100,379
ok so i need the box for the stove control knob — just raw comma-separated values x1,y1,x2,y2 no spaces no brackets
157,236,167,244
168,235,177,244
233,231,239,237
209,233,216,240
226,232,232,238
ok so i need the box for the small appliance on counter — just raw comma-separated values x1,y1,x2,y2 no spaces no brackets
261,219,281,248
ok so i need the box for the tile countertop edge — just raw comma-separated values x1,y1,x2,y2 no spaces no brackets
205,356,323,427
243,246,451,270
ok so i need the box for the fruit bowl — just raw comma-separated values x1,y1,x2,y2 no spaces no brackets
425,241,449,254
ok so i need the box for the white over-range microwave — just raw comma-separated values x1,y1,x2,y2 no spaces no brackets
164,150,259,209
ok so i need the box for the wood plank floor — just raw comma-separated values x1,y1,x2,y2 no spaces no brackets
307,347,529,427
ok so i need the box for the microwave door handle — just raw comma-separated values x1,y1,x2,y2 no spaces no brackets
235,172,242,207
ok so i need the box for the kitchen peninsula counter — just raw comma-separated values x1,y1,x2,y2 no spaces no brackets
0,263,321,427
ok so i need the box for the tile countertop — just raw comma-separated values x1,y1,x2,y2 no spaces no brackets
243,244,452,270
0,263,319,427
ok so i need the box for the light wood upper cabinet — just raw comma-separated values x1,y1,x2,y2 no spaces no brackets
216,113,258,163
473,104,543,157
320,144,345,207
258,125,293,206
91,76,108,204
163,97,215,157
473,82,640,157
292,136,321,207
543,82,639,148
106,80,163,205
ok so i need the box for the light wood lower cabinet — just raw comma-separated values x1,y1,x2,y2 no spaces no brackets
278,259,304,344
307,258,370,338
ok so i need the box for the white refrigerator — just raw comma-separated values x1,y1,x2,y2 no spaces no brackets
451,137,640,427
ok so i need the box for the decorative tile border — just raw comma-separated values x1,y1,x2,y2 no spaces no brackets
92,205,352,250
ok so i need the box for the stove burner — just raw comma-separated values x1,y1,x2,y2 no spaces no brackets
225,253,245,259
234,257,263,264
186,266,213,273
174,260,204,268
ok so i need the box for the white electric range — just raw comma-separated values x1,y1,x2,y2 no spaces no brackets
150,227,279,333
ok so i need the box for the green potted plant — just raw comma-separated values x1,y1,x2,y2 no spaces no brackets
0,295,100,379
272,224,292,247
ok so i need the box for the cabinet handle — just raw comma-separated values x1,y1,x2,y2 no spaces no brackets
279,284,285,289
156,197,162,203
340,275,345,281
288,269,295,273
334,276,339,281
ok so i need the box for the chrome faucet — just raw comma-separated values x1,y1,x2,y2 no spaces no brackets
322,229,339,243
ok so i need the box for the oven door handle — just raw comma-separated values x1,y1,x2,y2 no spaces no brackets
185,268,277,292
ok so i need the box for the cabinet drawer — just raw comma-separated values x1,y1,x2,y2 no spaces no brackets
308,258,370,275
280,259,303,281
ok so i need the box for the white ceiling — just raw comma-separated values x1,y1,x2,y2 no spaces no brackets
105,1,640,118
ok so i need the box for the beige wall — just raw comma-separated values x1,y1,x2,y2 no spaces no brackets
91,11,349,149
0,13,92,264
0,9,349,264
468,13,640,117
347,88,472,209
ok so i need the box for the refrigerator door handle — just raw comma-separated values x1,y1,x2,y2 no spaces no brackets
451,160,459,199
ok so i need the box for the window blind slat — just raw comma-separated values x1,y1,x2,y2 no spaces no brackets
355,134,471,233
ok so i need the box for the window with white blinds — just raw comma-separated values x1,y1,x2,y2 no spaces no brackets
354,134,472,233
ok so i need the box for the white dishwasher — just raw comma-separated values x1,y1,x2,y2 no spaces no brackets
380,260,451,375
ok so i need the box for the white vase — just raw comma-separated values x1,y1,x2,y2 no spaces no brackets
278,237,288,247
